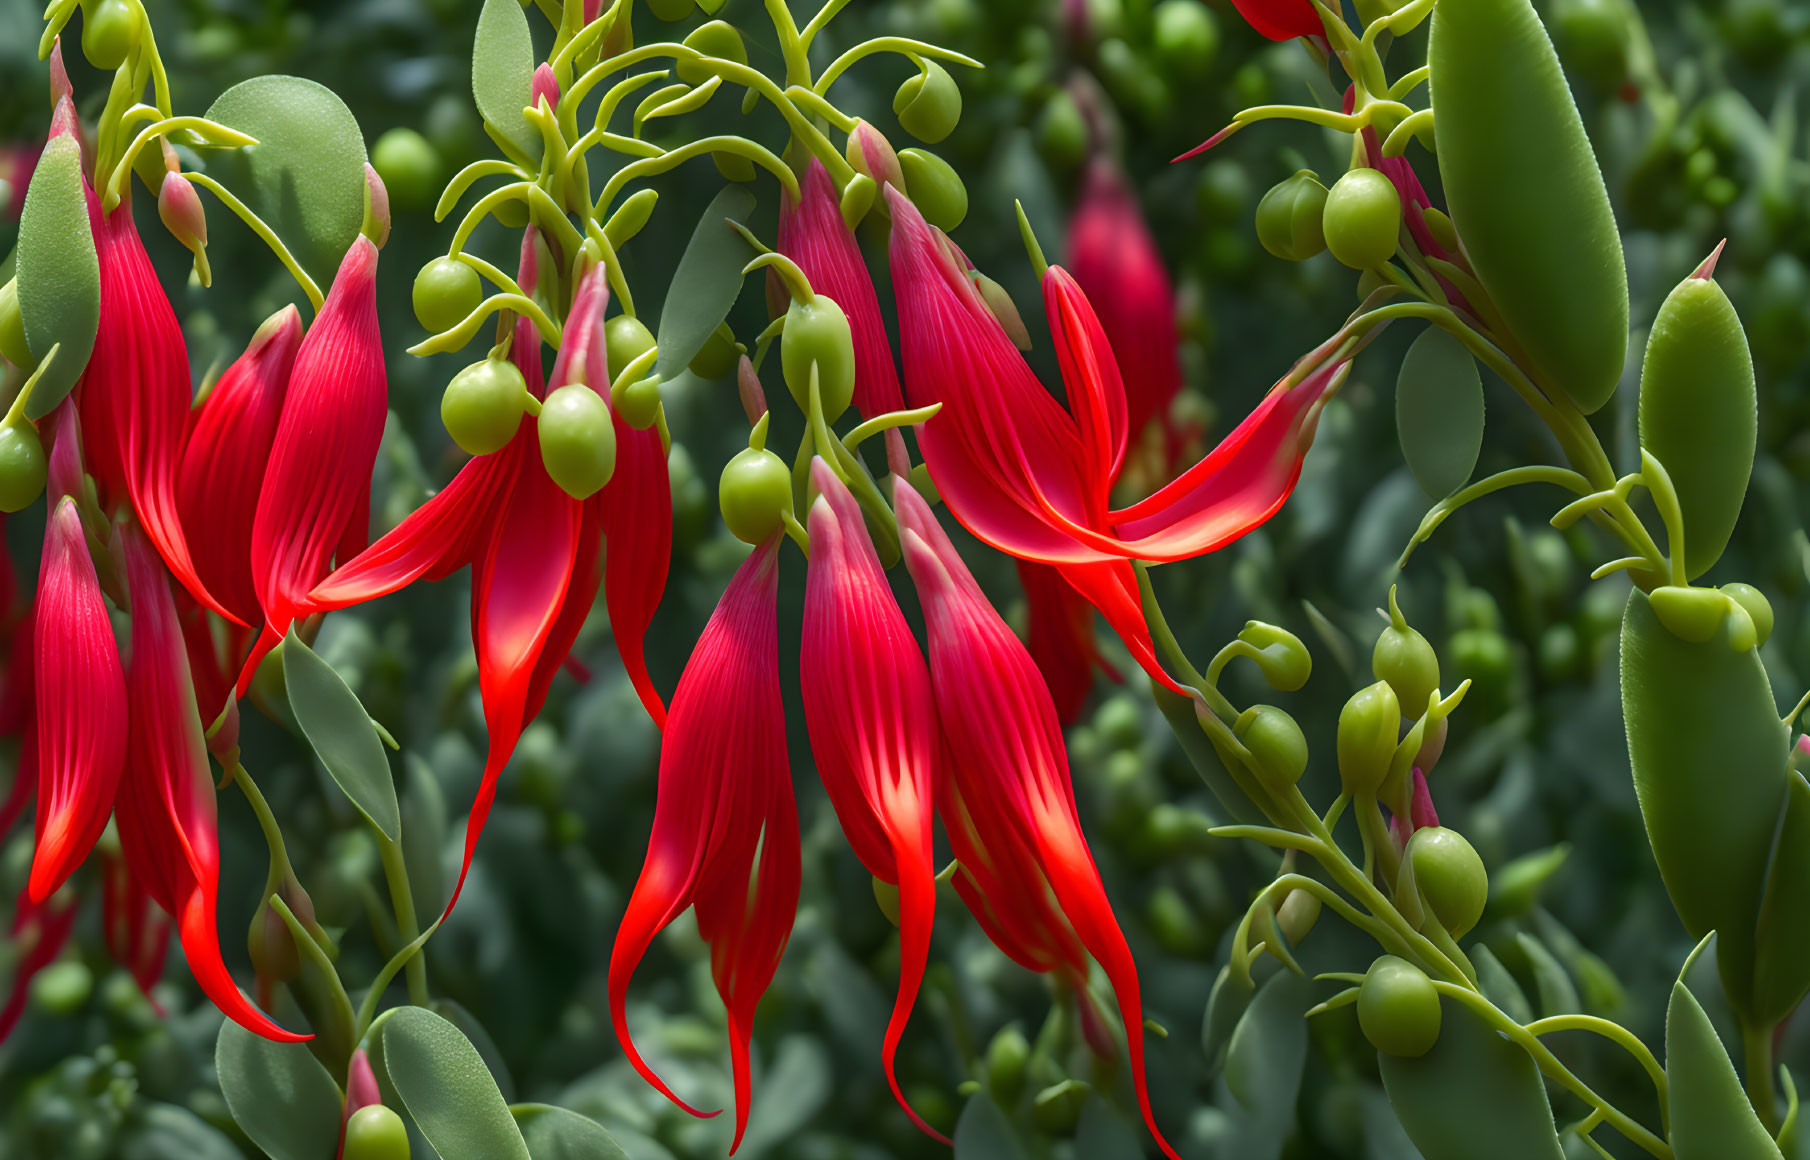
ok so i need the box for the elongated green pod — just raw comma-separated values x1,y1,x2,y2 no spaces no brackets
1621,589,1788,1018
1753,772,1810,1024
1429,0,1627,413
1638,264,1756,579
1378,996,1565,1160
1666,979,1784,1159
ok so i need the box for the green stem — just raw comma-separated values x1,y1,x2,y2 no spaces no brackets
1745,1018,1780,1133
229,762,294,882
186,173,323,313
375,830,429,1008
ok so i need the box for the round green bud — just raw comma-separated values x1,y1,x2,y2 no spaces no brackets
1236,621,1313,691
371,128,444,213
1256,170,1328,262
31,960,94,1016
82,0,141,71
0,422,47,514
1153,0,1219,75
688,322,739,380
1036,91,1087,172
1337,680,1400,796
719,446,794,545
893,60,962,144
679,21,747,85
781,294,856,421
615,374,662,432
0,280,32,370
1647,585,1730,645
1407,826,1488,938
412,257,483,335
1373,590,1440,714
985,1026,1030,1101
1721,583,1773,648
441,358,529,456
342,1105,411,1160
1276,887,1322,946
1031,1079,1091,1135
1148,885,1208,956
1323,168,1402,270
605,315,657,389
1357,956,1441,1057
1235,704,1308,786
898,148,968,232
538,384,617,499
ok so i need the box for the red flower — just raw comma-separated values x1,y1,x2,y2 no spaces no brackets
114,525,306,1041
609,538,799,1155
310,237,669,918
1017,560,1118,725
101,846,173,1011
799,459,942,1139
242,236,387,691
779,160,904,417
1228,0,1324,41
894,478,1180,1160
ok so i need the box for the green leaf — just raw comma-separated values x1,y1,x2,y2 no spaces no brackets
653,185,757,379
1200,961,1257,1074
1075,1096,1147,1159
402,756,449,917
15,134,98,417
1224,970,1311,1122
1379,997,1565,1160
214,1019,344,1160
1515,932,1579,1018
1396,327,1485,499
203,76,367,288
119,1103,243,1160
283,627,399,840
473,0,539,158
953,1093,1030,1160
1472,944,1533,1026
1754,772,1810,1022
384,1006,532,1160
1667,980,1784,1159
432,997,516,1101
512,1104,631,1160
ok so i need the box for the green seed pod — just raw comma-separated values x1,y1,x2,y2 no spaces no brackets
1429,0,1627,414
371,128,443,214
342,1105,411,1160
1406,827,1488,938
1322,169,1400,270
1646,584,1730,644
687,322,738,380
985,1026,1030,1101
412,257,482,335
1621,588,1788,1020
605,315,656,389
1338,681,1400,796
1235,621,1313,691
1379,996,1565,1159
1358,956,1441,1058
0,279,31,369
538,385,617,499
1234,704,1308,787
1637,264,1755,579
82,0,141,71
0,422,47,514
1665,979,1782,1160
781,295,856,421
615,374,662,432
678,20,746,85
893,60,962,144
1373,587,1440,715
897,149,968,232
441,358,529,456
1255,170,1328,262
719,446,794,545
1275,887,1322,946
1720,583,1772,648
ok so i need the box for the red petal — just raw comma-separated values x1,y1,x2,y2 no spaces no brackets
1228,0,1323,40
1016,561,1106,726
601,418,671,727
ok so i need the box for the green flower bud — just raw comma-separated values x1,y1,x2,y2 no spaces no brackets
1358,956,1441,1057
678,20,746,85
1235,621,1313,691
1277,887,1322,946
985,1026,1030,1101
1235,704,1308,787
412,257,482,335
1323,168,1402,270
0,279,31,369
1407,826,1488,937
1338,681,1400,796
0,421,47,514
605,315,657,389
688,321,739,380
615,374,662,432
781,294,856,421
719,446,794,545
893,59,962,144
971,272,1031,350
343,1105,411,1160
1255,170,1328,262
441,357,530,456
1721,583,1773,648
1031,1079,1091,1134
82,0,141,71
897,148,968,232
538,385,618,499
1647,585,1730,645
1373,587,1440,715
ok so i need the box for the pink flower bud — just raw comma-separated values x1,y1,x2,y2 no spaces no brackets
531,62,561,110
156,170,207,252
844,120,904,193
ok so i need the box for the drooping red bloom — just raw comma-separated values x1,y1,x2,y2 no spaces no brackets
28,496,126,903
799,459,942,1139
1017,560,1118,725
610,538,799,1155
114,525,306,1042
1228,0,1323,41
1067,158,1184,454
0,887,77,1041
310,237,669,918
102,846,173,1010
894,478,1179,1160
779,160,904,417
177,306,302,632
242,236,387,691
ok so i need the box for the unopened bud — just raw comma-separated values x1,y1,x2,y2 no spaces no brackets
970,271,1031,350
1277,887,1322,945
1235,621,1312,691
531,62,560,111
1721,582,1773,649
248,898,301,984
736,354,766,423
362,163,390,249
1373,586,1439,714
157,171,207,252
893,59,962,144
1337,680,1400,796
845,119,905,193
1234,704,1307,787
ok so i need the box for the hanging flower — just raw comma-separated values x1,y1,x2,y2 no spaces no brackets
1228,0,1324,41
1017,559,1118,725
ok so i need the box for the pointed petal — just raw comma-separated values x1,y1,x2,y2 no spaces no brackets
1042,264,1129,493
600,417,671,727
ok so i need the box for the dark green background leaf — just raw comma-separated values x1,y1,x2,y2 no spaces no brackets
1396,327,1485,499
284,630,400,839
653,185,757,379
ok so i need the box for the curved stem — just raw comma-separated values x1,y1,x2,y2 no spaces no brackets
1526,1015,1669,1121
813,36,983,95
186,173,323,313
374,830,429,1008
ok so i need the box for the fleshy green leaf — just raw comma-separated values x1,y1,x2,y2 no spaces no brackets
119,1103,243,1160
1472,944,1534,1026
1667,979,1784,1159
384,1006,532,1160
653,185,757,379
953,1093,1030,1160
203,76,368,288
1515,932,1580,1018
283,628,399,840
473,0,539,158
432,997,516,1101
1397,327,1485,499
512,1104,631,1160
1754,772,1810,1022
1075,1096,1147,1160
214,1020,344,1160
1224,969,1311,1120
15,134,98,418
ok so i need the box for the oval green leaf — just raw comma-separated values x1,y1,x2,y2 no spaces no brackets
203,76,367,288
653,185,757,379
1224,970,1311,1117
1075,1096,1147,1160
473,0,539,159
1667,979,1784,1159
283,627,399,840
214,1019,344,1160
384,1006,532,1160
1755,772,1810,1022
1514,933,1579,1018
1397,327,1484,500
1379,997,1565,1160
953,1093,1030,1160
512,1104,631,1160
16,134,98,418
